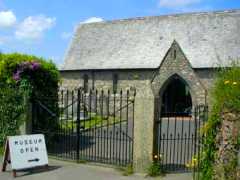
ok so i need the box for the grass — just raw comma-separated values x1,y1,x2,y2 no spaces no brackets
60,114,121,130
147,161,165,177
117,164,134,176
0,146,3,155
78,159,87,164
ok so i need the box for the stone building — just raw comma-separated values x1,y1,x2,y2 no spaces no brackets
60,10,240,171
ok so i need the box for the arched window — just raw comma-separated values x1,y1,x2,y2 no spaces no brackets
113,74,118,93
83,74,88,92
173,49,177,59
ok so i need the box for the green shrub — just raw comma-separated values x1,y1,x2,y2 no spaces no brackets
0,85,25,148
0,53,60,149
0,147,3,155
212,63,240,111
147,161,164,177
117,164,134,176
201,61,240,179
0,53,59,97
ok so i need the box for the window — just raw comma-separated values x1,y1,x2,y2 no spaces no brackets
83,74,88,92
173,49,177,59
91,72,95,90
113,74,118,93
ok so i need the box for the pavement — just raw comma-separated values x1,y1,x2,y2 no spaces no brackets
0,158,192,180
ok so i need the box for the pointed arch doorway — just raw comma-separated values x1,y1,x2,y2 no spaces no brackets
153,74,205,172
160,74,192,116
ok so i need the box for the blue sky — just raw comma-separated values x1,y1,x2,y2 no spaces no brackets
0,0,240,67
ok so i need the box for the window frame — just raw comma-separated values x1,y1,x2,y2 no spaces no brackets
113,73,118,93
83,74,89,92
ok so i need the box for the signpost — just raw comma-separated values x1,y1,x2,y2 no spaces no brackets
1,134,48,177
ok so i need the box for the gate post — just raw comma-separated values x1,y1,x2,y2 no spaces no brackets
20,94,32,135
76,89,81,162
152,96,160,159
133,90,155,172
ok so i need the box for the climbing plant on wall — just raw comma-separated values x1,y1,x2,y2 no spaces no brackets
0,53,60,153
201,61,240,180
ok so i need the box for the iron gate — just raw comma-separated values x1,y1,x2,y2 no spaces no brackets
32,89,135,167
154,102,208,173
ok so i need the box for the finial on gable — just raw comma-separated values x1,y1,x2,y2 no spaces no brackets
172,40,178,45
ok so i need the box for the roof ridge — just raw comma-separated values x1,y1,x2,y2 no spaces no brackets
80,8,240,26
64,8,240,70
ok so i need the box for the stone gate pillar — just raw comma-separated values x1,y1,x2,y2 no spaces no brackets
19,94,32,135
133,88,155,172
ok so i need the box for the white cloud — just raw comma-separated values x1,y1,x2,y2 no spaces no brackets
181,5,212,12
0,10,16,28
159,0,201,8
81,17,104,24
15,15,56,40
61,32,72,40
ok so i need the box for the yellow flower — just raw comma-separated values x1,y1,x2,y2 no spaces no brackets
192,158,197,162
233,82,237,85
224,80,230,84
185,163,190,168
192,158,198,166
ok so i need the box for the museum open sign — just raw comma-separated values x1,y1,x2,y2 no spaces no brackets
1,134,48,177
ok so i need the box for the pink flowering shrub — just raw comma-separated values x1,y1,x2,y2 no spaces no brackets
13,61,41,82
0,53,59,96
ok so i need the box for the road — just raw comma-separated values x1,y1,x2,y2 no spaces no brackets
0,158,192,180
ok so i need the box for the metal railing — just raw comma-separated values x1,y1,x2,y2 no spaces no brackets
154,104,208,173
32,89,135,167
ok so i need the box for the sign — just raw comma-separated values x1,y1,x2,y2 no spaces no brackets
1,134,48,177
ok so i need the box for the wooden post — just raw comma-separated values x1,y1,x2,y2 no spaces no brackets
1,140,9,172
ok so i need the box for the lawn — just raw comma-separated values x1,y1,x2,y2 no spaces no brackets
60,115,121,131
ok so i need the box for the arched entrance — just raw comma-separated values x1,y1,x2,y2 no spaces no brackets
153,74,205,172
160,74,192,116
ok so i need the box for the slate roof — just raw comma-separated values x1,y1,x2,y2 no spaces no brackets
62,10,240,70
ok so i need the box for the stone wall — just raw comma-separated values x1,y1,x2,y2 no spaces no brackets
60,69,156,172
60,69,154,92
151,41,208,107
214,109,240,180
195,68,217,105
60,48,216,172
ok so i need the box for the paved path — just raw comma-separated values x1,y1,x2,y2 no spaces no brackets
0,158,192,180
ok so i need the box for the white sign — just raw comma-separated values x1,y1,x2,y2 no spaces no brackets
8,134,48,170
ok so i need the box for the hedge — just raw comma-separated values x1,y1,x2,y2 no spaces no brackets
0,53,60,153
